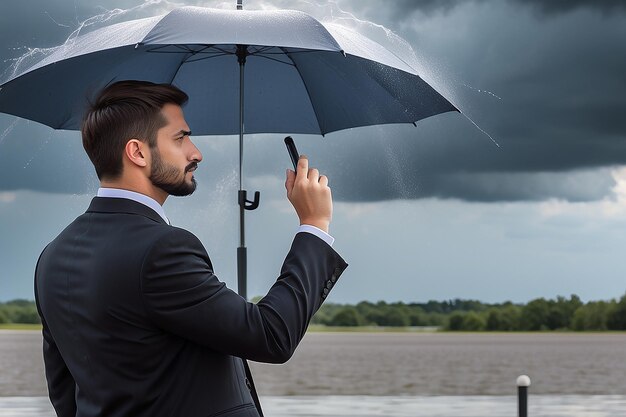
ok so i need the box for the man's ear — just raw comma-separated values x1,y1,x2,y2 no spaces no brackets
125,139,148,168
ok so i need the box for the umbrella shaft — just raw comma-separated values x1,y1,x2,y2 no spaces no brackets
237,45,248,247
238,45,247,300
238,47,246,250
240,203,245,246
239,55,244,193
237,247,247,300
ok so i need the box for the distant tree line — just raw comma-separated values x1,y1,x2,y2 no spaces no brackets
0,299,41,324
310,294,626,331
3,294,626,331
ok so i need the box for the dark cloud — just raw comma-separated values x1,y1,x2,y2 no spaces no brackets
0,0,152,82
0,0,81,50
520,0,626,15
364,0,626,18
417,170,617,203
377,0,464,17
0,117,96,193
0,0,625,203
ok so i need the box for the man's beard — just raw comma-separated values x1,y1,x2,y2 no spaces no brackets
149,149,198,196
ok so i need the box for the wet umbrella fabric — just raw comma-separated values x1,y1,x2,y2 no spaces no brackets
0,6,458,297
0,7,456,134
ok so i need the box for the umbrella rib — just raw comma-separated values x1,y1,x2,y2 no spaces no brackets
166,48,215,84
209,46,236,55
369,64,423,124
167,54,191,85
254,55,295,66
185,53,232,63
248,46,274,55
250,48,322,66
281,47,325,135
147,45,235,76
246,46,292,64
146,44,197,53
147,44,227,56
251,49,325,59
261,50,320,55
251,49,327,68
147,50,228,60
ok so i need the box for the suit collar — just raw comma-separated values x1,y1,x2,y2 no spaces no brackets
97,188,169,224
87,197,168,225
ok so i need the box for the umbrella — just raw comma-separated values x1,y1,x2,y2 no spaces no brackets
0,4,458,299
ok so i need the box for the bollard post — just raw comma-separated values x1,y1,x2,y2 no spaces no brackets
516,375,531,417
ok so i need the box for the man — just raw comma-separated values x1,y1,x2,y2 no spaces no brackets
34,80,347,417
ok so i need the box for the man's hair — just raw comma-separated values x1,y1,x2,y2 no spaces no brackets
81,80,189,180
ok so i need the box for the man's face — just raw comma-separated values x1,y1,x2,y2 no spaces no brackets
149,103,202,196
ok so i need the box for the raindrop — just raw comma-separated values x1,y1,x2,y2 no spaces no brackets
0,117,20,146
22,130,51,169
462,83,502,101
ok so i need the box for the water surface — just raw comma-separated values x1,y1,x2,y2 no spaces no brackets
2,330,625,416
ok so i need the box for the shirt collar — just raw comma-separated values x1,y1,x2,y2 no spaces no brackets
96,188,170,225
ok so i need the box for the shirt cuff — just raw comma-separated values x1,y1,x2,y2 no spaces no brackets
297,225,335,247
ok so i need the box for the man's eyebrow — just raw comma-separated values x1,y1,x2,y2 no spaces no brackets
173,129,192,137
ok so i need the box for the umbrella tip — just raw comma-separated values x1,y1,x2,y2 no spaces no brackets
237,0,243,10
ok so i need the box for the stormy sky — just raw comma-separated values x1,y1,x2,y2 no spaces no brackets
1,0,625,303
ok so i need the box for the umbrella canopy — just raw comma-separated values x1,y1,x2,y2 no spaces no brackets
0,6,458,299
0,6,457,135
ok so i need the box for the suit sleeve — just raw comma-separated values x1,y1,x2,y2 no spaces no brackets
34,258,77,417
140,228,347,363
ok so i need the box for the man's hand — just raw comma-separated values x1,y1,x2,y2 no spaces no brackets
285,156,332,233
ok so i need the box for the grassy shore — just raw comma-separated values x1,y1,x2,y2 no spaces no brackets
0,323,622,333
307,325,441,333
0,323,42,330
0,324,438,332
306,326,626,334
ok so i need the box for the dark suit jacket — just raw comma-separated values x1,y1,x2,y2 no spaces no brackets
34,197,347,417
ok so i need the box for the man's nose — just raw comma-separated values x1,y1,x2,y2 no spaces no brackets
189,140,202,162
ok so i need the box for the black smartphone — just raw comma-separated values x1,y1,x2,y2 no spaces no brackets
284,136,299,170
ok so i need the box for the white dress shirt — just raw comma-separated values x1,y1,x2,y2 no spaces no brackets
96,187,334,246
